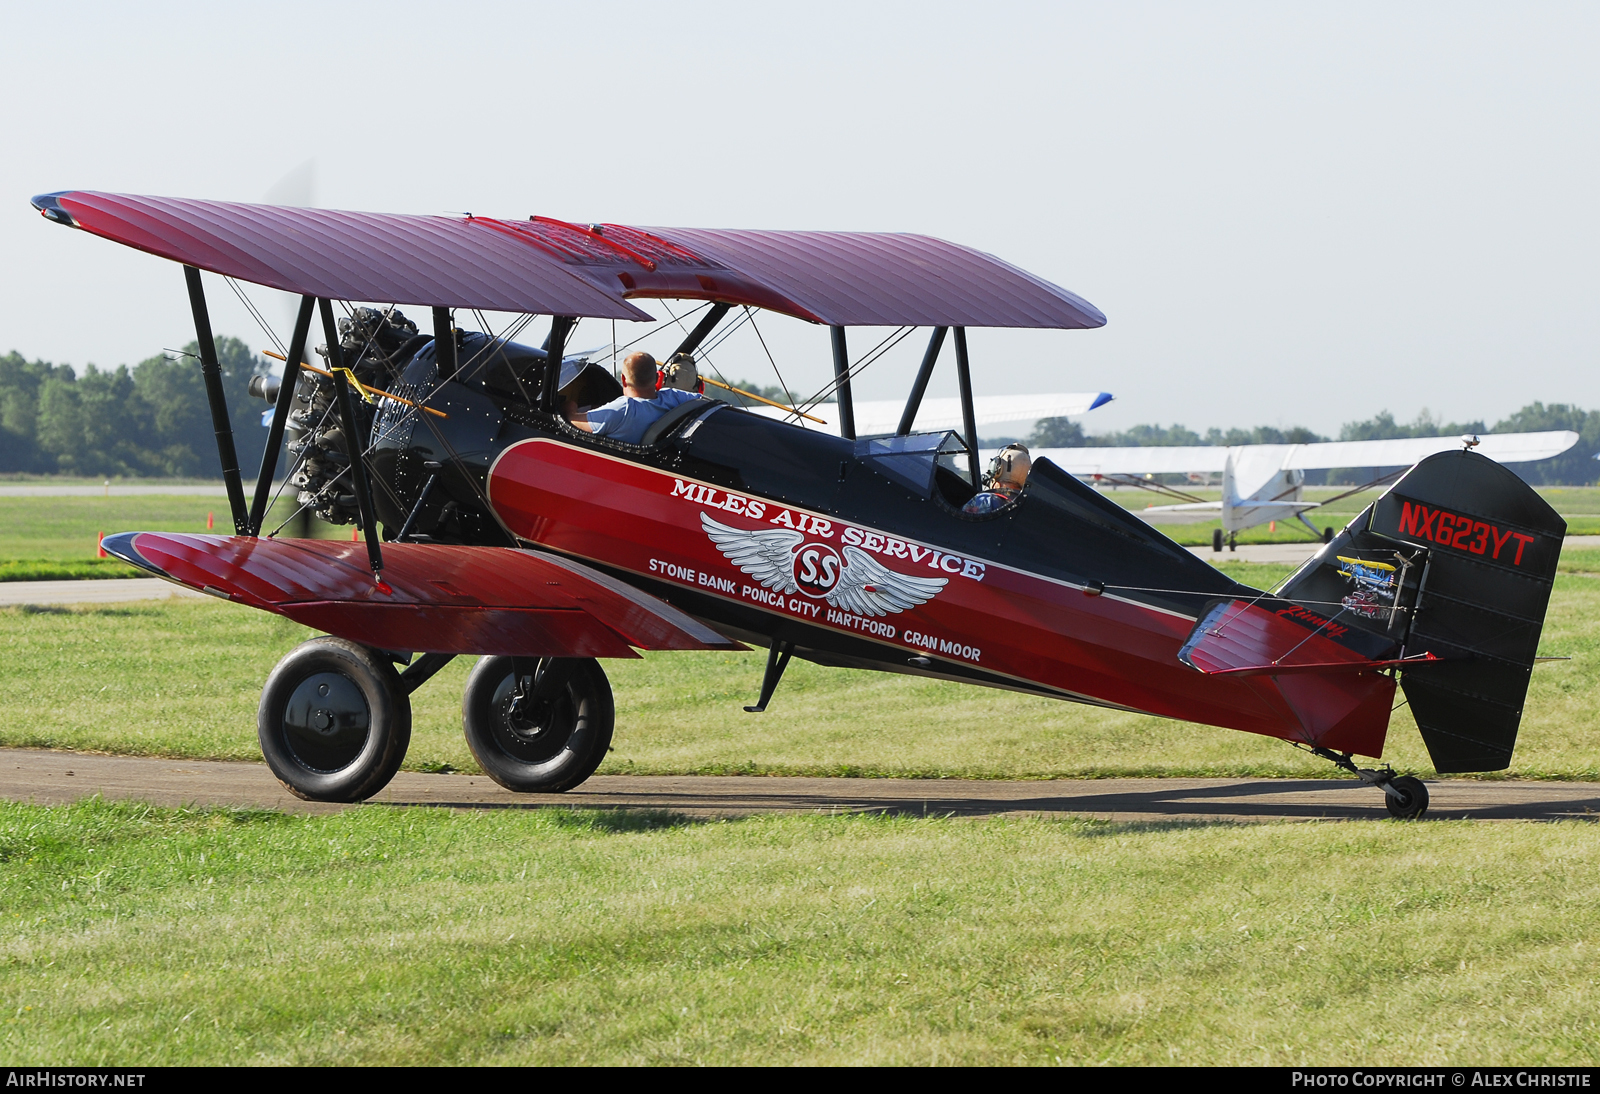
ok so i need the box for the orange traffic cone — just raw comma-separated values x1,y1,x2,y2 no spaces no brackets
97,532,106,558
1269,520,1276,533
352,528,360,542
207,511,214,530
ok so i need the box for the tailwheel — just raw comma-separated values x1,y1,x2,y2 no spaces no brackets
1303,745,1430,821
258,637,412,802
1383,775,1430,820
461,656,614,792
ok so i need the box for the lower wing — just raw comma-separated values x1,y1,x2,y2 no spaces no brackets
102,532,745,658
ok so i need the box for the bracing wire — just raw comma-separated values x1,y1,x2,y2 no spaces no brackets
268,304,535,536
361,309,537,446
223,277,288,357
609,300,712,357
259,300,404,533
695,307,753,357
746,308,800,420
803,326,911,410
652,300,745,400
1099,583,1396,614
796,325,917,415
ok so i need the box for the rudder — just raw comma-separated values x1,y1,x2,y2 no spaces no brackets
1279,449,1563,772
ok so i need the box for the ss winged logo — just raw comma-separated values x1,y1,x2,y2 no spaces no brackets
701,513,947,617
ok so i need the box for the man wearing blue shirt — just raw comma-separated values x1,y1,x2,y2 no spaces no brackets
565,351,700,445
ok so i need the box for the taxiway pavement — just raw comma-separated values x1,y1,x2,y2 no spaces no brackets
1,749,1594,823
0,483,278,497
0,579,205,606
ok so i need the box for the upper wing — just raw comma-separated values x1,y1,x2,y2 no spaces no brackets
826,545,948,618
1280,431,1580,470
100,532,744,658
700,513,803,594
33,192,1105,329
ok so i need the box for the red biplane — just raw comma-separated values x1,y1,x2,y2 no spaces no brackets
32,192,1566,817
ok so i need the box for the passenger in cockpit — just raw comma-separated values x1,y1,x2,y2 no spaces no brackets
565,351,699,445
962,444,1031,515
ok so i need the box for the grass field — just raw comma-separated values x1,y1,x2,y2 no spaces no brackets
0,495,346,580
1,799,1596,1065
1,556,1595,780
3,495,1599,1067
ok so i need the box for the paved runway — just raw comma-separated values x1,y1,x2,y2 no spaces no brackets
0,483,276,496
0,578,205,606
1,748,1595,822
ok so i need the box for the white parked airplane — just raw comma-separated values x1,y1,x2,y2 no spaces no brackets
752,392,1113,437
986,431,1579,541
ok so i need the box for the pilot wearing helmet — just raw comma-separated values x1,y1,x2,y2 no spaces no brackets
962,443,1031,515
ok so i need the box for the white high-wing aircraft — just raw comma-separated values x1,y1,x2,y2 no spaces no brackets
991,431,1579,539
751,392,1113,437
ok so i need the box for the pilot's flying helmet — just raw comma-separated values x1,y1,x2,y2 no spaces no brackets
985,443,1032,492
661,352,703,393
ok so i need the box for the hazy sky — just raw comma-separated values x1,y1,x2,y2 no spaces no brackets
2,1,1596,436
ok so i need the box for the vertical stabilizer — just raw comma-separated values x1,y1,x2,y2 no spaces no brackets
1277,449,1563,771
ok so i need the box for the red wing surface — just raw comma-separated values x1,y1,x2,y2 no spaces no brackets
102,532,742,659
33,193,1106,329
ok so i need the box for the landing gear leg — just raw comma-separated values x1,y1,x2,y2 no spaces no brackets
744,639,794,713
1307,745,1429,819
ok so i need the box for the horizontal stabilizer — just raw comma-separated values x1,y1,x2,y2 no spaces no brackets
101,532,744,658
1179,600,1395,677
1177,599,1400,756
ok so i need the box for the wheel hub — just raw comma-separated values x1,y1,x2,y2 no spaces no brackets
490,669,577,763
283,671,371,773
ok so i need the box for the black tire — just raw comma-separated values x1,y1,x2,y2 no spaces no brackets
257,637,412,803
461,656,614,792
1384,775,1430,820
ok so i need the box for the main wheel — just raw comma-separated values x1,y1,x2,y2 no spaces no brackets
1384,775,1430,820
461,656,614,792
257,637,412,802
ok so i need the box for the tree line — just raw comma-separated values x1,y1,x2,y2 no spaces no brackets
2,341,1597,485
0,340,271,478
1026,405,1600,485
